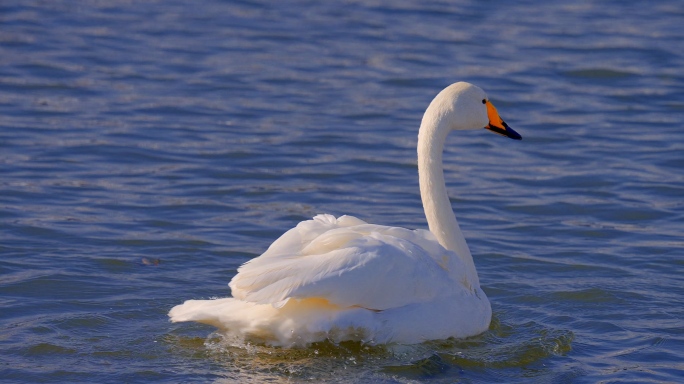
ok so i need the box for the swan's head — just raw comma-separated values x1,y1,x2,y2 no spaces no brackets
426,82,521,140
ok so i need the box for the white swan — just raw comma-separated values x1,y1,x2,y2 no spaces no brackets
169,82,521,347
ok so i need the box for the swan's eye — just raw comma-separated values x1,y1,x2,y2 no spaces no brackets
482,99,487,104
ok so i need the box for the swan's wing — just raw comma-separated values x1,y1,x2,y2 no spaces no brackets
229,214,466,311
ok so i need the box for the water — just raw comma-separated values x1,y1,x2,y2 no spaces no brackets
1,0,683,382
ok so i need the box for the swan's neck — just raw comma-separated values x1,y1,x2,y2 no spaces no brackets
417,116,478,282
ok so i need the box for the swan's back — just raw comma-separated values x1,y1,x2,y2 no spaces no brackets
230,214,475,311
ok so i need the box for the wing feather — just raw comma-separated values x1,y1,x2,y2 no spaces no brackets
229,214,464,311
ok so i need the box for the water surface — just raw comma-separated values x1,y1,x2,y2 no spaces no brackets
1,1,683,382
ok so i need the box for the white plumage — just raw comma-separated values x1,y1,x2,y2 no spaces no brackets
169,82,521,347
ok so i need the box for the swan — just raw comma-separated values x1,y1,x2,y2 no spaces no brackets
169,82,521,347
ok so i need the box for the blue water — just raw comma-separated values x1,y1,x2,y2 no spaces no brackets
2,1,683,382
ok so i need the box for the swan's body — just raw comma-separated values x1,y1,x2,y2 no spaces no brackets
169,82,521,347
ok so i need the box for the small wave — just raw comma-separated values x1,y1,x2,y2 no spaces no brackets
179,317,574,382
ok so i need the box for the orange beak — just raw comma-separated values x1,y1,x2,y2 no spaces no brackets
484,100,522,140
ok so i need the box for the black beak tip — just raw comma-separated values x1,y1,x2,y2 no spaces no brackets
508,127,522,140
486,124,522,140
502,121,522,140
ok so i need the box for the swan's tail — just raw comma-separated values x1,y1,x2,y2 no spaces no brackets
169,298,278,335
168,298,379,347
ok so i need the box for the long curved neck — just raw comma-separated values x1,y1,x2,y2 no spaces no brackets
417,114,478,282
